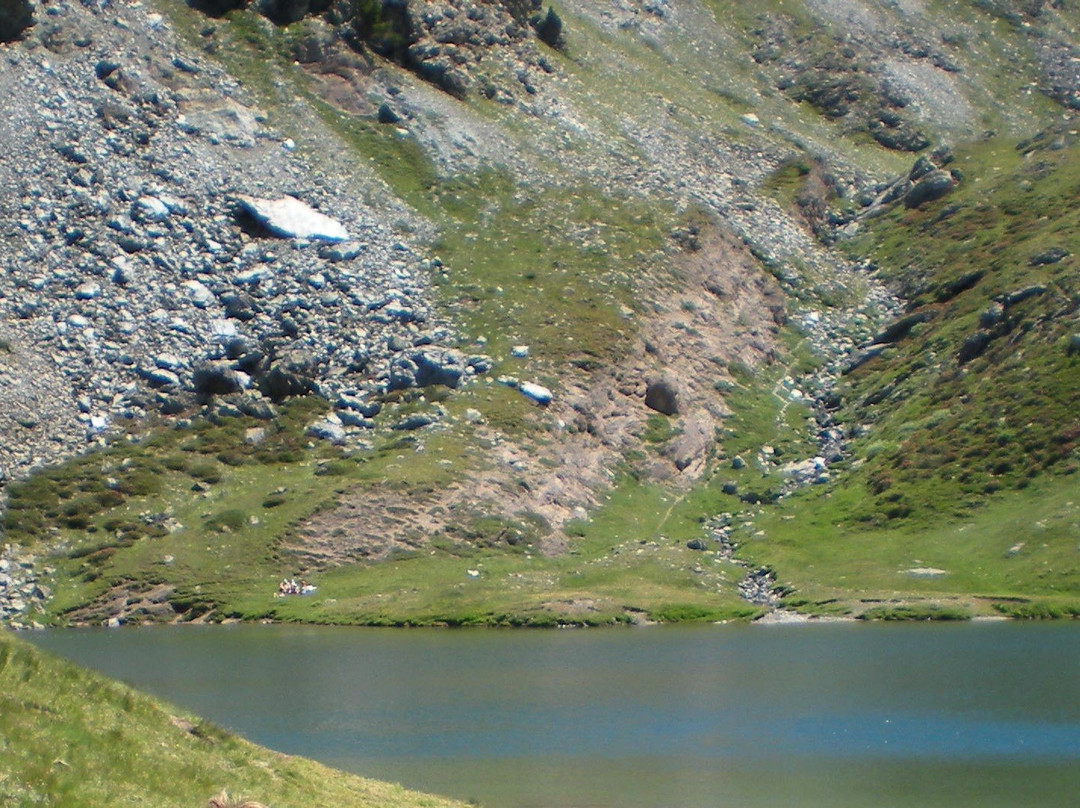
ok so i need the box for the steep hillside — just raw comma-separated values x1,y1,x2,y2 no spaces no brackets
0,630,466,808
1,0,1079,627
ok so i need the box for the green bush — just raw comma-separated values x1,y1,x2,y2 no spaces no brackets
204,509,248,533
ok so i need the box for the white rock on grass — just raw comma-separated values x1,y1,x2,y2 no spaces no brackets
519,381,552,406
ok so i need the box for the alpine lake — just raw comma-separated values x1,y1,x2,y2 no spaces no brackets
27,621,1080,808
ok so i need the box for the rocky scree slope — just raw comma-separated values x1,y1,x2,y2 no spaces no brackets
0,0,494,486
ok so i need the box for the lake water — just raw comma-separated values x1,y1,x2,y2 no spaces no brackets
27,621,1080,807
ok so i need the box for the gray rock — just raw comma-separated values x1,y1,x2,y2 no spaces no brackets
155,353,184,370
1003,285,1046,307
644,377,679,415
75,281,101,300
958,331,992,364
221,292,256,321
235,395,278,420
377,103,402,125
390,348,475,390
134,196,170,222
873,310,933,344
318,241,365,262
1030,247,1069,266
904,170,956,209
306,418,346,444
338,410,375,428
140,367,181,389
392,413,437,431
183,280,215,308
244,427,267,445
0,0,33,43
843,345,886,374
192,362,249,395
336,395,381,418
519,381,552,405
261,349,317,401
979,302,1005,329
260,0,313,24
467,354,494,374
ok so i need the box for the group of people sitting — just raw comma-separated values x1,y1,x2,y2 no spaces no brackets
276,578,316,596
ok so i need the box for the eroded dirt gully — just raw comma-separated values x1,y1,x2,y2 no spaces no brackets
290,221,786,566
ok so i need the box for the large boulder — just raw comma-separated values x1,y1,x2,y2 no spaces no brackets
190,0,248,15
0,0,33,43
192,362,250,396
259,0,317,25
872,310,934,345
644,377,679,416
904,170,956,209
235,195,350,242
261,349,317,401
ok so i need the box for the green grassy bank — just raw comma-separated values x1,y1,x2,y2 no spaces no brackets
0,630,466,808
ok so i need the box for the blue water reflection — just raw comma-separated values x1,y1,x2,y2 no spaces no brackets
27,621,1080,807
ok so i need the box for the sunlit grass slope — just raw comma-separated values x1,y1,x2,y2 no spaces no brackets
0,631,466,808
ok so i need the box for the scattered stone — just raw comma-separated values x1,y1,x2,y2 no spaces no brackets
518,381,552,406
140,367,181,389
74,281,101,300
392,413,437,430
134,196,170,223
904,567,948,577
1002,285,1047,307
183,280,215,308
318,241,365,262
957,330,991,364
779,456,829,485
1030,247,1069,266
306,418,346,444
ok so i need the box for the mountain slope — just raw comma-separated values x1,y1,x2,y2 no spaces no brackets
1,0,1079,626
